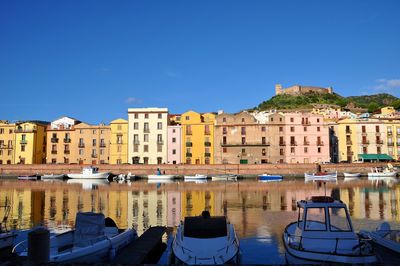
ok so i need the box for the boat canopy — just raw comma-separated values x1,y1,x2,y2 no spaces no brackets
184,215,227,238
358,153,393,162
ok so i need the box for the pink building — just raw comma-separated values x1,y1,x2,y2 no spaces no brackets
167,191,181,227
167,125,181,164
283,112,330,163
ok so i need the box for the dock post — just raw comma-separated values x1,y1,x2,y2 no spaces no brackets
28,228,50,264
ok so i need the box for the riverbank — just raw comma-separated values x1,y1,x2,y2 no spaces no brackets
0,162,397,177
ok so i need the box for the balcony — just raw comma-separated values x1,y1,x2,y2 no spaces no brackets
51,138,59,143
205,131,211,135
345,130,352,134
20,139,27,144
376,140,383,145
51,150,57,154
302,121,311,126
303,141,310,146
346,140,352,145
347,151,354,155
100,143,106,148
361,140,369,145
279,141,286,146
91,153,97,158
15,128,36,133
133,140,140,145
290,141,297,146
204,141,211,147
64,150,70,154
221,141,270,147
186,142,193,147
143,128,150,133
157,140,164,145
186,152,192,157
317,141,324,146
78,143,85,148
375,132,381,136
204,152,211,157
0,144,12,149
63,138,71,143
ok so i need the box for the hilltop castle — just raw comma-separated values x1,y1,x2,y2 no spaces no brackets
275,84,333,96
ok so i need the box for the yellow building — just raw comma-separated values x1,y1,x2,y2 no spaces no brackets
181,191,215,218
0,121,16,164
383,119,400,161
109,119,128,164
181,111,215,164
73,123,110,165
14,122,48,164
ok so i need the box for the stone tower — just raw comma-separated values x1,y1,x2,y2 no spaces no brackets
275,84,283,95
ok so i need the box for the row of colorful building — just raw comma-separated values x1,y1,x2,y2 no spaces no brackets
0,106,400,165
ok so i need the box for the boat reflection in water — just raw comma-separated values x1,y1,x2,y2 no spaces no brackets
67,179,110,190
0,178,399,264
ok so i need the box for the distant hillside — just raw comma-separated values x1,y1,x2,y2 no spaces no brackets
256,92,399,113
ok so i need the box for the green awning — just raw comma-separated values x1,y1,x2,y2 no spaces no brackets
358,154,393,161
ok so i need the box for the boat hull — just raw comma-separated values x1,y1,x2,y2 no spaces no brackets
184,174,207,180
258,175,283,182
18,176,38,180
147,175,175,180
343,173,361,178
304,172,337,183
67,172,110,179
41,174,65,179
368,172,397,178
211,175,237,181
0,232,16,250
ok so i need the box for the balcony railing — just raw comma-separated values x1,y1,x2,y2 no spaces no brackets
51,138,59,143
78,143,85,148
361,140,369,145
204,141,211,147
15,128,36,133
204,152,211,157
186,142,193,147
64,150,70,154
63,138,71,143
186,152,192,157
303,141,310,146
51,150,57,154
100,143,106,147
345,130,352,134
302,121,311,126
290,141,297,146
20,139,27,144
317,141,324,146
0,144,13,149
376,140,383,144
279,141,286,146
221,142,270,147
157,140,164,145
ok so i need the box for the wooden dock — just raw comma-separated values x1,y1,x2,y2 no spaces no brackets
113,226,167,264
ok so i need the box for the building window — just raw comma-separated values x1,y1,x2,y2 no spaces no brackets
21,145,25,152
100,130,104,134
290,118,294,122
222,117,226,122
318,147,321,153
304,147,308,153
270,118,274,122
172,128,176,133
317,127,320,132
134,145,139,152
172,137,176,143
261,127,266,132
291,147,295,154
144,134,149,142
223,147,227,153
280,149,284,156
93,130,96,134
79,149,84,155
377,146,381,154
241,137,246,144
223,136,227,145
317,118,320,123
117,125,122,130
376,126,380,132
117,145,121,152
185,116,189,120
134,113,138,119
92,139,96,146
157,145,162,152
290,127,295,132
144,145,149,152
262,137,266,144
143,157,149,164
100,149,104,155
362,126,366,133
158,113,162,119
241,118,245,123
304,127,307,132
172,149,176,155
262,149,266,156
134,122,139,130
145,113,149,119
223,127,227,134
157,122,162,130
279,127,283,132
241,127,246,135
157,157,162,164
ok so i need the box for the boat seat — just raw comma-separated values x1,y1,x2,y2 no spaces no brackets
73,212,105,248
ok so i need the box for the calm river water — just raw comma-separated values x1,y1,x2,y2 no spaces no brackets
0,177,399,264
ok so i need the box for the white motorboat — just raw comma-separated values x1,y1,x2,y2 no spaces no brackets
304,171,337,183
13,212,137,263
17,175,39,181
368,167,397,178
41,174,65,179
171,211,239,265
283,196,376,264
67,167,110,179
147,174,175,180
184,174,207,180
343,173,361,178
211,174,237,181
360,222,400,262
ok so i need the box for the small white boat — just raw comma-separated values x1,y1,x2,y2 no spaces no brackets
13,212,137,263
67,167,110,179
368,167,397,178
184,174,207,180
283,196,377,264
147,174,175,180
343,173,361,178
304,171,337,183
360,222,400,262
211,174,237,181
17,175,39,181
147,179,174,184
258,174,283,182
41,174,65,179
171,211,239,265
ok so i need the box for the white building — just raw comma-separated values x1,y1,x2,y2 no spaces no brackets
128,108,168,164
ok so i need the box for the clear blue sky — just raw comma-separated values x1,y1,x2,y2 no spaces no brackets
1,0,399,124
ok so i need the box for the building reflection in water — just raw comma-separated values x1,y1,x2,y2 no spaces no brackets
0,181,399,238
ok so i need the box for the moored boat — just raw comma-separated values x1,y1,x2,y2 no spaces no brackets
41,174,65,179
13,212,137,263
147,174,175,180
17,175,39,181
283,196,376,264
368,167,397,178
304,171,337,183
258,174,283,182
184,174,207,180
211,174,237,181
67,167,110,179
171,211,239,265
343,172,361,178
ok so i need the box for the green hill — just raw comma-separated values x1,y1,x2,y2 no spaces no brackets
256,92,399,113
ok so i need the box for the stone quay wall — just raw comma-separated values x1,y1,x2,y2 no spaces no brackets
0,163,397,177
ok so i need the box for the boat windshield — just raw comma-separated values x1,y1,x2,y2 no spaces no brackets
304,207,326,231
184,216,227,238
328,207,352,232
